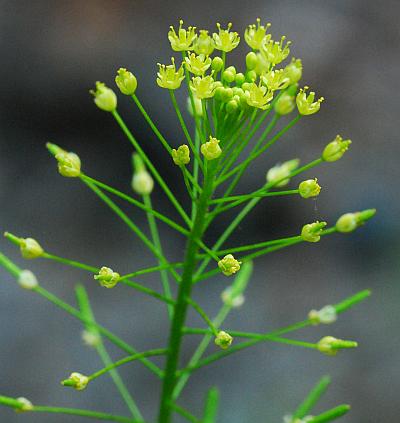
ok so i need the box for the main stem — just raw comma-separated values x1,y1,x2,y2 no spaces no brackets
158,162,216,423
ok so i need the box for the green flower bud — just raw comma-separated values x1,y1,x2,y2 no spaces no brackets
301,221,327,243
214,330,233,349
246,52,258,70
226,99,239,114
211,56,224,72
19,237,44,259
284,58,303,84
62,372,89,390
222,69,235,84
213,22,240,52
94,266,120,288
218,254,241,276
55,150,81,178
235,72,245,86
336,213,358,233
90,82,117,112
322,135,351,162
168,20,197,51
245,70,257,82
274,92,296,115
298,178,321,199
131,154,154,195
115,68,137,95
193,30,214,55
266,159,300,187
201,136,222,160
18,270,39,290
296,86,324,116
172,145,190,165
317,336,358,356
308,305,337,325
16,397,33,412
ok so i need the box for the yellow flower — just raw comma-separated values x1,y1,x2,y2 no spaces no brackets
245,83,273,110
157,58,185,90
90,82,117,112
261,69,290,91
55,150,81,178
322,135,351,162
298,178,321,198
193,30,214,55
190,75,218,99
168,20,197,51
261,36,291,65
184,53,212,76
212,22,240,52
172,145,190,165
218,254,241,276
244,18,272,50
94,267,120,288
115,68,137,95
301,221,327,243
296,86,324,115
214,331,233,349
201,136,222,160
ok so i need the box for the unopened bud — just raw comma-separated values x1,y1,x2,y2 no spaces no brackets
214,330,233,349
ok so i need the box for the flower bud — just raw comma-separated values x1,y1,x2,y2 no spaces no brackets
335,213,358,233
62,372,89,390
16,397,33,412
299,178,321,199
274,92,295,116
222,69,235,84
266,159,300,187
317,336,358,356
94,266,120,288
81,330,101,348
284,58,303,84
187,95,203,117
226,99,239,114
211,56,224,72
308,305,337,325
55,150,81,177
235,72,245,86
218,254,241,276
19,237,44,259
221,287,245,308
90,82,117,112
245,70,257,82
322,135,351,162
172,145,190,165
18,270,39,290
131,154,154,195
301,221,327,243
201,136,222,160
214,330,233,349
115,68,138,95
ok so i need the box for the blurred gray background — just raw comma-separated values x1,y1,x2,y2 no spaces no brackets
0,0,399,422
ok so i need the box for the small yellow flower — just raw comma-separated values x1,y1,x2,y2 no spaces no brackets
266,159,300,187
90,82,117,112
214,330,233,349
218,254,241,276
19,237,44,259
261,36,291,65
322,135,351,162
298,178,321,199
284,58,303,84
63,372,89,391
184,53,212,76
94,266,120,288
172,145,190,165
245,83,273,110
193,30,214,55
168,20,197,51
296,86,324,115
212,22,240,52
261,69,290,91
190,75,218,99
115,68,138,95
301,221,327,243
201,136,222,160
55,150,81,178
157,58,185,90
244,18,272,50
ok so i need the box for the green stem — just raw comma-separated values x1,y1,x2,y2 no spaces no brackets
170,402,200,423
158,161,217,423
186,297,218,336
112,110,191,227
144,194,173,318
120,263,183,280
42,252,99,272
76,285,143,421
211,189,299,204
308,405,350,423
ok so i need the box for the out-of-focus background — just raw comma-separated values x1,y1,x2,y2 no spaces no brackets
0,0,398,422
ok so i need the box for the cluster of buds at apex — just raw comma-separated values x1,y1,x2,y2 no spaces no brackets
157,58,185,90
16,397,34,412
62,372,89,391
317,336,358,356
18,270,39,290
296,86,324,115
274,92,296,116
115,68,137,95
308,305,337,325
184,53,212,76
214,330,233,349
90,81,117,112
298,178,321,199
284,58,303,84
193,30,214,56
94,266,120,288
266,159,300,187
4,232,45,259
172,144,190,165
335,209,376,233
168,20,197,51
201,136,222,160
213,22,240,53
131,154,154,195
218,254,241,276
301,221,327,243
244,18,272,50
81,330,101,348
322,135,352,162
